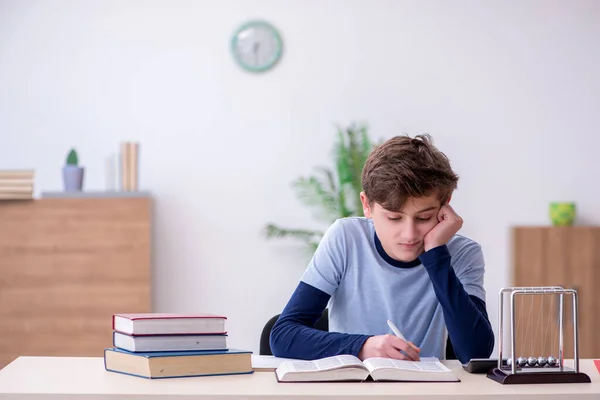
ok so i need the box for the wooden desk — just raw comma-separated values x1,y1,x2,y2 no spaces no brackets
0,356,598,399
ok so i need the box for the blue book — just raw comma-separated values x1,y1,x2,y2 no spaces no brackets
104,347,254,379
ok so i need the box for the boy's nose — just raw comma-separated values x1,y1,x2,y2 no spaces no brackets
402,223,418,242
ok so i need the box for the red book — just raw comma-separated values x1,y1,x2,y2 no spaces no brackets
113,313,227,336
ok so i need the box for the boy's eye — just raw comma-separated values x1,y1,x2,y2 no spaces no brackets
388,216,433,222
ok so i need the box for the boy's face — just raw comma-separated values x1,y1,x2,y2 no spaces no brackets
360,192,442,262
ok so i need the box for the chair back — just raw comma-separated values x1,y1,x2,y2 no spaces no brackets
259,310,329,355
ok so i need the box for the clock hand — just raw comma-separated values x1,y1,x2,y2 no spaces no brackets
253,42,260,64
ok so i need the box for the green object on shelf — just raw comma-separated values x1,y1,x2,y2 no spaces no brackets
66,149,78,166
549,202,576,226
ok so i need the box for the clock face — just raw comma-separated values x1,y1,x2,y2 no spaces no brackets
231,20,283,72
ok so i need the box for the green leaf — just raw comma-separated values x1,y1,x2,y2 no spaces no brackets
340,183,359,217
264,224,323,242
66,149,78,165
292,174,338,222
335,128,353,185
333,128,352,217
348,124,366,214
315,166,338,197
360,124,373,161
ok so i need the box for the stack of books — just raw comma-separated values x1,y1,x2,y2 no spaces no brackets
0,170,34,200
104,313,253,379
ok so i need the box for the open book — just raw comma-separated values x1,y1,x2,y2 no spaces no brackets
275,355,459,382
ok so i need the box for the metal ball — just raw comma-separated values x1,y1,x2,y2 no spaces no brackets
517,356,528,367
547,356,557,367
527,356,537,366
537,356,547,367
506,357,512,367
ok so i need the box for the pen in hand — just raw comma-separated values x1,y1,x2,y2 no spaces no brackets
387,319,420,355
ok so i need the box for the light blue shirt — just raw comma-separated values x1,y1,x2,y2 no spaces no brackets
300,217,487,359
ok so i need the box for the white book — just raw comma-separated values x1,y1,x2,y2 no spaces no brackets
275,355,459,382
113,331,227,352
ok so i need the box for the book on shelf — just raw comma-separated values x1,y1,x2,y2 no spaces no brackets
0,193,33,200
0,185,33,193
113,331,228,352
0,170,34,180
275,355,459,383
104,348,253,379
112,313,227,335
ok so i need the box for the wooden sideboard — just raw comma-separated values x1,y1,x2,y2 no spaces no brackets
512,226,600,359
0,195,152,368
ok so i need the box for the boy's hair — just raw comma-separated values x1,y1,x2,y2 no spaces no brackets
361,134,459,211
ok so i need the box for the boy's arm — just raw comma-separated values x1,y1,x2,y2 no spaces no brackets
269,281,371,359
419,243,495,364
270,219,371,360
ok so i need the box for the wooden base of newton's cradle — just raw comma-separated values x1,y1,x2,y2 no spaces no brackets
487,366,591,384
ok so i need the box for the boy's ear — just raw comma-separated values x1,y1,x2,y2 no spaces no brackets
447,193,452,204
359,192,372,218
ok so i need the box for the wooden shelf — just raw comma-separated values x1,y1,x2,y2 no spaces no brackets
40,191,151,198
0,197,152,368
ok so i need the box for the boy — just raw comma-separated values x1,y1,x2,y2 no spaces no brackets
269,134,494,364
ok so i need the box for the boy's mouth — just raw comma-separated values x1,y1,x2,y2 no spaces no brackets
399,242,420,249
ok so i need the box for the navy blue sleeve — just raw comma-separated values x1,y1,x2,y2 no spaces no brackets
269,281,371,360
419,245,495,364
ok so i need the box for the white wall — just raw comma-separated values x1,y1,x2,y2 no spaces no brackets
1,0,599,356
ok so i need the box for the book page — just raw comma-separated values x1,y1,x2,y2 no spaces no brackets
277,355,365,374
364,357,452,373
419,357,441,362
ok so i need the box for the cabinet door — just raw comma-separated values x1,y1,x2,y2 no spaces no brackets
565,227,600,359
512,227,564,359
0,198,151,368
513,227,600,360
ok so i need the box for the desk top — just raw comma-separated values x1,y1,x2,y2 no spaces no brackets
0,357,598,399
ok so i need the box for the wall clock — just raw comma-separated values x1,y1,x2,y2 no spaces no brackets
231,20,283,73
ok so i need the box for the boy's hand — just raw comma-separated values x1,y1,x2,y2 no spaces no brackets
423,204,463,252
358,335,421,361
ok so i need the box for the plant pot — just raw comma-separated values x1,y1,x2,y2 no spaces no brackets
62,165,84,191
549,202,576,226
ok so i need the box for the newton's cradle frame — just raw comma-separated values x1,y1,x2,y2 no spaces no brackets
487,286,591,384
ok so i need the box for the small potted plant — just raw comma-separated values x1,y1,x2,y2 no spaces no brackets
62,148,84,191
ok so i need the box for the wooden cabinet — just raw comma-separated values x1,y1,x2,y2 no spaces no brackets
512,226,600,359
0,196,151,368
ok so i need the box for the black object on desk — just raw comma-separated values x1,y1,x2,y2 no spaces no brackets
463,359,505,374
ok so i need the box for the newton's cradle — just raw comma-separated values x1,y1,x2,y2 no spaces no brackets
487,286,591,384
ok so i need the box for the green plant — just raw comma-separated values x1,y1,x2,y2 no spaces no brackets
66,149,78,166
265,123,379,254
